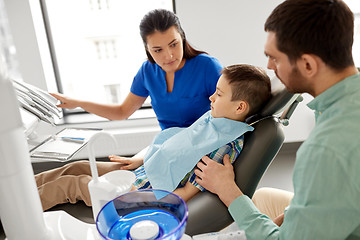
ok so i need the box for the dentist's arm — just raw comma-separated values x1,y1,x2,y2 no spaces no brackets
195,154,243,207
50,92,146,120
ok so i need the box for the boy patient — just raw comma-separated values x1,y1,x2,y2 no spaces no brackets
35,64,271,210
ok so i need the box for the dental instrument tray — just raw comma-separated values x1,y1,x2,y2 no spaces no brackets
13,79,62,125
30,128,102,161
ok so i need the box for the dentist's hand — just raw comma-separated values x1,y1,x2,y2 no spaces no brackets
195,154,243,207
108,155,143,170
50,92,81,109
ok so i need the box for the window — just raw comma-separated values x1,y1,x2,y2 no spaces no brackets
40,0,359,116
345,0,360,67
353,13,360,67
41,0,174,113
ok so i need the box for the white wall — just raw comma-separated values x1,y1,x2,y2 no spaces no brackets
176,0,315,142
176,0,282,67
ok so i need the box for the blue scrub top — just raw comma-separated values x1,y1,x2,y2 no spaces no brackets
131,54,223,130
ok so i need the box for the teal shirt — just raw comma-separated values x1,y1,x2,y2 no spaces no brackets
229,73,360,240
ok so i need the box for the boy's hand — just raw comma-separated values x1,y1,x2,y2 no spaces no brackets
108,155,143,170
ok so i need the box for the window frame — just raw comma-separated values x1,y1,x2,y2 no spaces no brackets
38,0,176,121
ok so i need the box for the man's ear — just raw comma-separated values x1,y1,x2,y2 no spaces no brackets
297,54,319,78
236,101,249,115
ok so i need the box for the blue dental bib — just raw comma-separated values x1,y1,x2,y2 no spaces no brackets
144,110,254,199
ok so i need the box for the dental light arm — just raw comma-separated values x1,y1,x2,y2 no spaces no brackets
0,0,53,237
0,76,51,240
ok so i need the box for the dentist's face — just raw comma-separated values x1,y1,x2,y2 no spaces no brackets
146,26,185,73
264,32,307,93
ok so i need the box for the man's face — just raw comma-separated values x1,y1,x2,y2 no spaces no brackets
264,32,308,94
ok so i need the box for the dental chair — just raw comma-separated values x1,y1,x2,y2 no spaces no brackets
21,88,303,239
185,88,303,236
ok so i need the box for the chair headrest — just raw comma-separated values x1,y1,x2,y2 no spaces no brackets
245,88,298,124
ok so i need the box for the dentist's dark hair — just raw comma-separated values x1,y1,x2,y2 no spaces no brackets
265,0,354,70
139,9,207,63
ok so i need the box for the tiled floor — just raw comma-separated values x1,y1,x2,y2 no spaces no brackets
0,142,300,239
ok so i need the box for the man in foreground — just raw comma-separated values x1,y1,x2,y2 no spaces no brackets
195,0,360,239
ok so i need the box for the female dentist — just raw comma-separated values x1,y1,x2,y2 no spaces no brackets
51,9,222,130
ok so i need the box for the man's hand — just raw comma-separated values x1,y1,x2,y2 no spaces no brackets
274,213,285,227
195,154,243,207
108,155,143,170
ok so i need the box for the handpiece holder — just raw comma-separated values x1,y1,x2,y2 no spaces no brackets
0,76,102,239
279,94,303,126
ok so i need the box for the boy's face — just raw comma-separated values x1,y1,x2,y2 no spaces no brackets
209,75,248,121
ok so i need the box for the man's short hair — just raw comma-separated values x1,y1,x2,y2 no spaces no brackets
265,0,354,70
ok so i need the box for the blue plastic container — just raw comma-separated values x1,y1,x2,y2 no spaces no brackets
96,189,188,240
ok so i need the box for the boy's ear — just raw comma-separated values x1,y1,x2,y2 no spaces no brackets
236,101,249,115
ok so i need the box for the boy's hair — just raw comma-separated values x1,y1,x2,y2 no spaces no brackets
222,64,271,117
264,0,354,70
